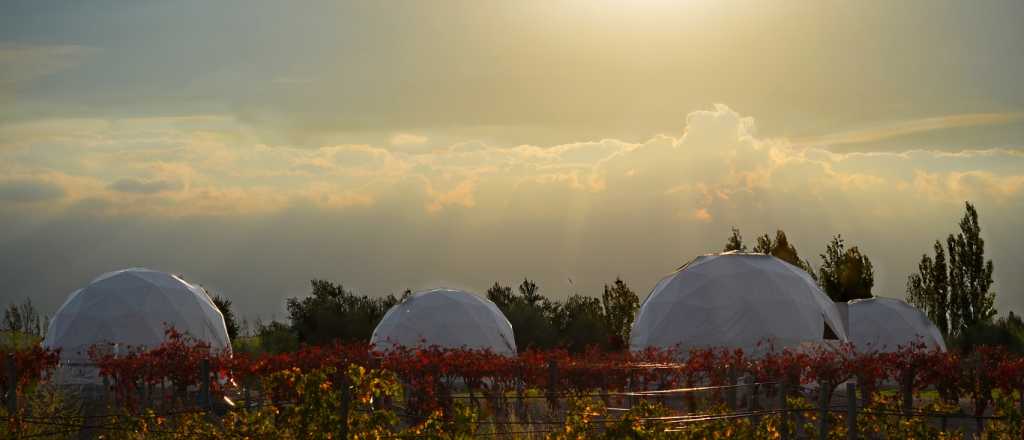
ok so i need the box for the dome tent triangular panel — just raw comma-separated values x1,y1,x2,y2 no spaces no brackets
370,288,517,356
847,297,946,353
43,268,232,373
630,252,848,356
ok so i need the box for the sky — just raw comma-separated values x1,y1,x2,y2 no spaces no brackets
1,0,1023,322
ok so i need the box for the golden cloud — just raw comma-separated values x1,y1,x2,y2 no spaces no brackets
2,106,1022,221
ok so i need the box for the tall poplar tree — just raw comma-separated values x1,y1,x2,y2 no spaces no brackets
907,202,994,337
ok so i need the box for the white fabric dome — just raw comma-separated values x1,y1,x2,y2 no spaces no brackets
630,252,848,356
848,297,947,352
370,288,517,356
44,268,232,364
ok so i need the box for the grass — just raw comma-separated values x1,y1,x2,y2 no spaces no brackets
230,336,263,354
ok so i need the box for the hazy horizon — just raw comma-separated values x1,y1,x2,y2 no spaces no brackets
2,1,1022,322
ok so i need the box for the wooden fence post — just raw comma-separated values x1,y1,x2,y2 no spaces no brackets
657,371,667,409
900,367,914,416
243,377,251,409
102,375,111,407
747,379,759,428
200,358,211,410
846,382,857,440
515,364,526,423
489,381,508,438
818,381,829,440
5,354,16,415
339,370,351,440
795,408,805,439
778,380,789,440
856,374,870,408
726,368,738,410
546,360,559,411
599,371,609,406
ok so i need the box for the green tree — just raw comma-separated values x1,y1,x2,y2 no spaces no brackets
907,202,995,338
491,278,639,352
486,282,515,310
1005,311,1024,333
513,301,560,349
752,230,816,277
2,298,42,337
601,278,640,350
723,227,747,252
818,235,875,302
286,280,399,345
907,241,949,335
487,281,558,349
555,294,610,352
2,303,23,335
519,278,543,306
211,294,240,341
947,202,997,335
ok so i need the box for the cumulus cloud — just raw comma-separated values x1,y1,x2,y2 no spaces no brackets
909,170,1024,202
581,105,783,218
3,104,1024,320
4,104,1023,220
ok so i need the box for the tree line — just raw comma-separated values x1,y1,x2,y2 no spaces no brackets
3,201,1017,354
239,276,641,354
251,224,883,353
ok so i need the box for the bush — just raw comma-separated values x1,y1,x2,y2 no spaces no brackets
952,316,1024,354
257,321,300,354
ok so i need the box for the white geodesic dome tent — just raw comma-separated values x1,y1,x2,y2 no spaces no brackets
370,288,517,356
848,297,947,352
44,268,232,373
630,252,848,356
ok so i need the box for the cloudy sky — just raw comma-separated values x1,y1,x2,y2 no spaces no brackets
2,0,1023,321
